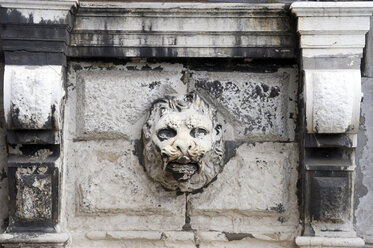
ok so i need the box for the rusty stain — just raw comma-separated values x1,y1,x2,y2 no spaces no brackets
96,151,121,163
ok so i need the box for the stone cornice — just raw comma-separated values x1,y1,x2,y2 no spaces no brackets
70,2,296,58
0,0,78,10
291,2,373,17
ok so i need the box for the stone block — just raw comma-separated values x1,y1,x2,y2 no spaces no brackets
310,177,350,222
304,70,361,134
64,139,186,231
4,65,64,130
188,142,299,233
6,164,58,232
72,62,187,139
16,173,52,221
189,68,297,141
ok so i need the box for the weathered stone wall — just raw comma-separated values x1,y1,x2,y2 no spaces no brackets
355,15,373,248
0,53,8,234
62,59,300,247
355,78,373,248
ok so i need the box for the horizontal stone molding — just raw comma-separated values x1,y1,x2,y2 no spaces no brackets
295,236,365,247
0,232,69,244
70,2,296,58
290,2,373,17
86,231,194,241
291,2,373,58
0,0,78,10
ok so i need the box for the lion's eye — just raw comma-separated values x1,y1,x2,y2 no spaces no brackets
190,128,208,138
157,128,177,141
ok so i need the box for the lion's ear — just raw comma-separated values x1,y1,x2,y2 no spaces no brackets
143,120,153,140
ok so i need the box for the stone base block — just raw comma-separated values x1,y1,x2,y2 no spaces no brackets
70,231,295,248
0,233,69,248
295,236,365,248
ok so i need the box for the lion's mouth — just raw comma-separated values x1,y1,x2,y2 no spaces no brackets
166,160,199,182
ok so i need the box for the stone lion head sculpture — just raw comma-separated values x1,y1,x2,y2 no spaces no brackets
142,93,224,192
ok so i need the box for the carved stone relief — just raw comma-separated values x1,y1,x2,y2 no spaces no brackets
142,93,224,192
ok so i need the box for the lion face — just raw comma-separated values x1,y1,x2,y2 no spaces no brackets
143,93,224,192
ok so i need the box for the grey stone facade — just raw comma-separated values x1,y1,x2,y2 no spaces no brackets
0,1,372,248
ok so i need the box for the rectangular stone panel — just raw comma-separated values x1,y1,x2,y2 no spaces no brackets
310,176,350,222
16,174,52,221
7,163,58,232
72,62,187,140
188,142,299,235
189,67,298,142
64,139,186,231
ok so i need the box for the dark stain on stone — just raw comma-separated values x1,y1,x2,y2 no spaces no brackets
195,80,224,98
0,168,7,181
269,86,280,98
149,81,161,90
72,64,82,71
141,64,152,71
50,104,56,129
223,232,254,241
182,213,192,231
152,65,163,71
133,139,145,172
138,47,178,58
0,9,29,23
315,121,319,133
255,85,263,97
224,141,242,164
2,217,9,232
270,203,285,213
277,216,287,223
10,105,22,129
126,66,138,70
262,84,269,92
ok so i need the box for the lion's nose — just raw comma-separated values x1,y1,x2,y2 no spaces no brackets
173,133,195,155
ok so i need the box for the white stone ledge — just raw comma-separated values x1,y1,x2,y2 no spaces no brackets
295,236,365,247
291,2,373,17
79,2,287,11
85,231,194,241
0,233,69,244
0,0,78,10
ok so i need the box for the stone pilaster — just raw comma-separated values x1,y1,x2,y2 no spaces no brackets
0,0,77,247
291,2,373,247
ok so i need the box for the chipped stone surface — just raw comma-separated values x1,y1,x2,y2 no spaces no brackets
63,139,186,231
304,70,361,134
4,65,64,130
71,62,186,140
15,167,52,221
188,142,299,235
189,68,298,141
